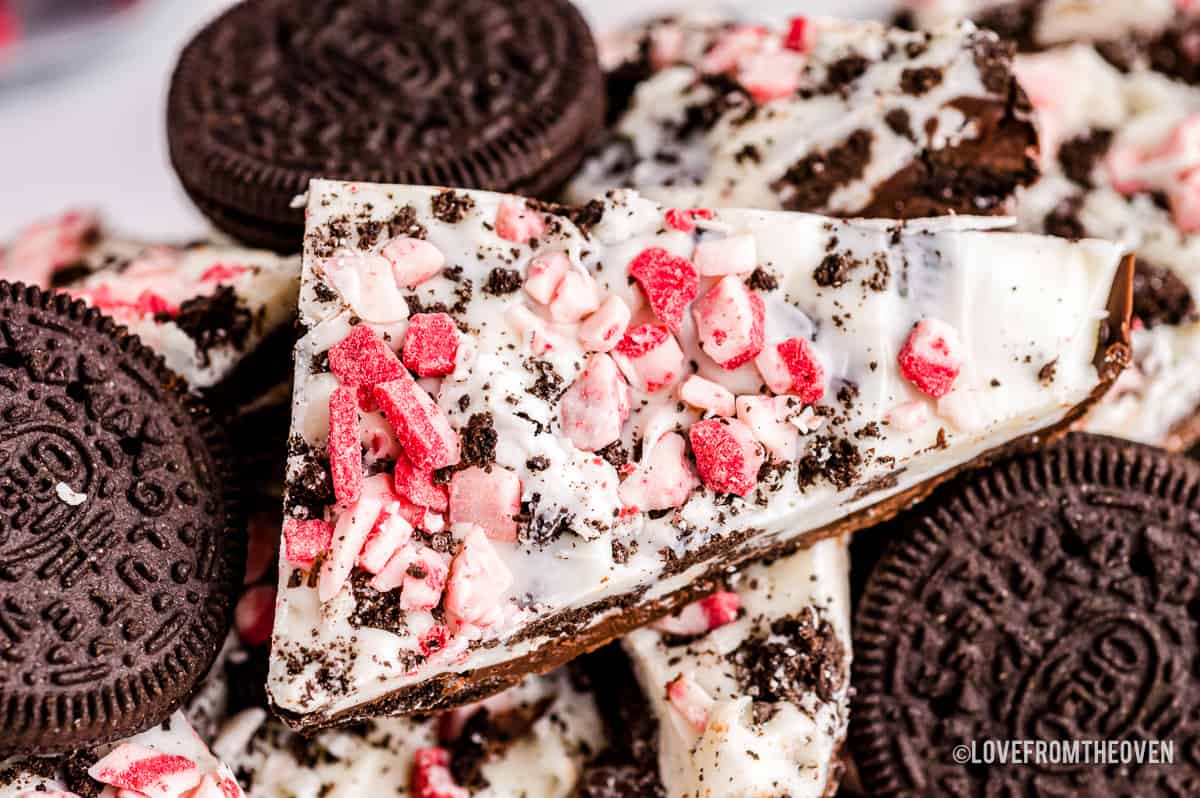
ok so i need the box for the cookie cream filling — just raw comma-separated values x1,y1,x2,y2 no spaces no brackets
215,671,603,798
568,17,1036,217
1004,44,1200,446
624,537,850,798
1,210,300,391
270,180,1127,727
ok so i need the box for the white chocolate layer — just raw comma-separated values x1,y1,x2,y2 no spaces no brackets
270,180,1123,725
624,537,851,798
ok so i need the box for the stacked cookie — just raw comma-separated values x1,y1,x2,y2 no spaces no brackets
2,1,1198,797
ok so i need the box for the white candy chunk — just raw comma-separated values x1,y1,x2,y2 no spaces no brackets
524,251,570,304
560,353,632,451
321,253,408,323
619,432,699,511
445,525,514,628
693,234,757,276
735,394,801,461
693,276,765,369
578,294,632,352
381,237,446,288
679,374,736,417
549,269,602,322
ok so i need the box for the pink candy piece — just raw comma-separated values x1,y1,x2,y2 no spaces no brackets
319,479,390,602
373,375,461,471
411,748,469,798
182,774,242,798
88,744,199,798
321,253,408,323
198,264,248,283
419,625,452,658
445,525,514,628
578,294,632,352
693,234,757,277
738,50,804,103
618,432,699,512
505,304,563,355
664,208,714,233
613,324,686,393
1171,168,1200,233
898,319,964,398
282,518,334,568
549,269,601,323
394,452,449,511
735,395,800,461
2,208,99,288
755,337,825,404
328,325,407,387
700,25,765,74
234,584,276,647
885,400,930,433
369,542,415,592
654,591,741,636
560,352,632,451
400,545,450,611
382,237,446,289
693,276,765,369
666,673,714,733
495,199,547,244
328,386,363,506
628,247,700,331
784,16,809,52
449,466,522,542
678,375,735,417
359,510,414,574
403,312,460,377
689,418,765,497
524,252,571,304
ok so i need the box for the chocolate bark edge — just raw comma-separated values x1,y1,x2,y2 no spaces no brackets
270,257,1135,732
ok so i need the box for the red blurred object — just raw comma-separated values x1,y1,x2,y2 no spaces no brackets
0,0,148,84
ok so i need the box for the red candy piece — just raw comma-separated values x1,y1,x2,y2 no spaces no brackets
328,325,407,387
655,590,741,635
689,418,765,497
134,290,178,317
88,745,197,795
403,313,459,377
897,319,964,398
198,263,248,282
449,466,522,542
328,386,363,506
628,246,699,331
664,208,714,233
613,323,686,393
784,16,809,52
756,337,825,404
394,452,449,511
693,276,765,369
560,352,631,452
411,748,469,798
666,673,713,733
235,584,276,647
283,518,334,567
373,375,461,472
418,626,453,659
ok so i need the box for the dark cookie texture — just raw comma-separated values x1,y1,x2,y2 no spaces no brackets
167,0,604,252
851,434,1200,797
0,283,242,755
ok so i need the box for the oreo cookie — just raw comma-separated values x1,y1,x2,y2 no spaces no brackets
0,283,243,755
851,434,1200,796
167,0,604,252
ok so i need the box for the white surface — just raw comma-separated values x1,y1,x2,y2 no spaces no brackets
0,0,891,243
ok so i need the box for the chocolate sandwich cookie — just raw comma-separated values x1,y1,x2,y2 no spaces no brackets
851,434,1200,797
0,283,243,756
167,0,604,252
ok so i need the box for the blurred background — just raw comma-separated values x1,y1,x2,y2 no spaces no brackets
0,0,892,242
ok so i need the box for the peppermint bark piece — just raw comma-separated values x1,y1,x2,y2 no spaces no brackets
620,537,850,798
897,0,1200,81
1,210,300,402
570,17,1038,218
270,180,1130,729
215,671,604,798
994,44,1200,447
0,712,244,798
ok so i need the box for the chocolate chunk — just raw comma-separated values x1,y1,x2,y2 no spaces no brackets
483,268,522,296
1058,130,1113,187
1132,260,1198,329
814,252,855,288
431,190,476,225
163,285,254,364
900,66,943,95
773,130,874,212
746,267,779,292
1042,196,1087,240
731,608,845,705
460,412,499,467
